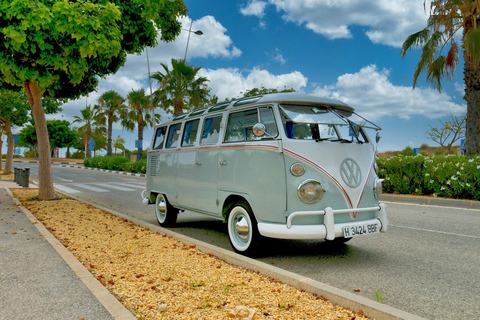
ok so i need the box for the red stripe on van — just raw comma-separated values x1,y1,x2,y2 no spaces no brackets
283,148,353,210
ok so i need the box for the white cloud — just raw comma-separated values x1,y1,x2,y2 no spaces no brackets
240,0,269,18
267,48,287,64
250,0,430,47
198,67,308,100
455,82,465,95
56,15,241,120
312,65,466,121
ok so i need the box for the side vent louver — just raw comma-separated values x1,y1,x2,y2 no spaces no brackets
149,155,158,177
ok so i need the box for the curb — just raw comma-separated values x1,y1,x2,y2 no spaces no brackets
57,164,146,177
65,192,426,320
380,194,480,210
5,188,136,320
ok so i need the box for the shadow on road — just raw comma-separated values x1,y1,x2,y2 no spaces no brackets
168,219,354,259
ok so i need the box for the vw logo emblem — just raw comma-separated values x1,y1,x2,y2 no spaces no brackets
340,158,362,188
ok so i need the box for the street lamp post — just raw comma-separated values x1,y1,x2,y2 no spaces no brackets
183,20,203,61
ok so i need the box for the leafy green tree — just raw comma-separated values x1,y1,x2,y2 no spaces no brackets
96,90,125,156
151,58,210,116
0,90,29,174
92,128,107,156
73,105,101,159
47,120,77,157
18,120,77,157
0,0,187,200
426,115,466,154
239,86,296,98
401,1,480,157
122,89,159,146
113,135,126,155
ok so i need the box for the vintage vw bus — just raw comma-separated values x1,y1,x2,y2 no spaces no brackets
142,93,388,255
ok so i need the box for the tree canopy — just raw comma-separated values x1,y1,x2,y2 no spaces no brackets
401,0,480,156
18,119,77,154
0,0,187,99
96,90,125,156
151,58,210,116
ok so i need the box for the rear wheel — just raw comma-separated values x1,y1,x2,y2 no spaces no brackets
155,194,178,227
227,200,260,256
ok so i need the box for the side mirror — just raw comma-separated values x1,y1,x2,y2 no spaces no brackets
376,131,382,143
252,123,267,137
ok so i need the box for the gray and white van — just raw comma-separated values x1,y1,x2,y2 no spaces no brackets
142,93,388,255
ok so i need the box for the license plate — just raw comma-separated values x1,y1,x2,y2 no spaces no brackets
343,223,379,238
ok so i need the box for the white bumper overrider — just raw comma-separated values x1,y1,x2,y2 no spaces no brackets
141,190,150,206
257,203,388,240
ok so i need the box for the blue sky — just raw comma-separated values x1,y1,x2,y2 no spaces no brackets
5,0,468,155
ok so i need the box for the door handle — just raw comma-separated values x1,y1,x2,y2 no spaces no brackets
195,162,202,166
220,160,227,166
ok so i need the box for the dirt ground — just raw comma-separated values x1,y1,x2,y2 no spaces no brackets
10,188,370,320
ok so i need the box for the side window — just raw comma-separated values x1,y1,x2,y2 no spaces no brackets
182,119,200,147
259,107,278,137
153,126,167,150
225,109,258,142
200,116,222,145
166,123,182,148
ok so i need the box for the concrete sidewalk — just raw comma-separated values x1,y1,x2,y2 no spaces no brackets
0,188,133,320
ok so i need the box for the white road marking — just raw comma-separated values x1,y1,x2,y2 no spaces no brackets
102,184,135,191
390,224,480,239
117,183,145,189
57,177,73,182
75,184,109,192
54,185,81,194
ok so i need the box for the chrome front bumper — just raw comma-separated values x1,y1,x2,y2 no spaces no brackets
258,203,388,240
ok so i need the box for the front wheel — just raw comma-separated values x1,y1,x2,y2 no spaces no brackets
227,200,261,256
155,194,178,227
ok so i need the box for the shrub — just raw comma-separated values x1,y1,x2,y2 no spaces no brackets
378,155,480,200
83,155,146,174
122,159,146,174
70,151,85,159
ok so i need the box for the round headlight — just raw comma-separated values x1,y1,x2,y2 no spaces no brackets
298,179,325,203
290,163,305,176
374,178,384,199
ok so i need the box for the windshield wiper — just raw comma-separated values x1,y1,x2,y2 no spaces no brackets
330,138,353,143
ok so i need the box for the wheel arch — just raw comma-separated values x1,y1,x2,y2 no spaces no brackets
221,194,254,221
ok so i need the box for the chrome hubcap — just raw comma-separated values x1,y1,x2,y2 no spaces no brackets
235,215,250,241
156,195,167,221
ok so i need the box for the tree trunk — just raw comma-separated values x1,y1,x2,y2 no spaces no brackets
107,116,113,156
24,80,56,200
0,132,3,171
3,121,14,175
86,130,92,158
463,18,480,157
138,120,144,142
138,120,144,160
174,99,184,116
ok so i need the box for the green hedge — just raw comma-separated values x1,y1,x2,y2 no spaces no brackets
378,155,480,200
84,155,145,174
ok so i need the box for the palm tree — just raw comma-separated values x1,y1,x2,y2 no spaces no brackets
73,105,100,158
401,1,480,157
122,89,160,149
151,58,210,116
96,90,125,156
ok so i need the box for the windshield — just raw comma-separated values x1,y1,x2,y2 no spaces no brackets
280,104,380,143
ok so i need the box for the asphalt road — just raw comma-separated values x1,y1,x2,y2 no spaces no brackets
10,162,480,320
